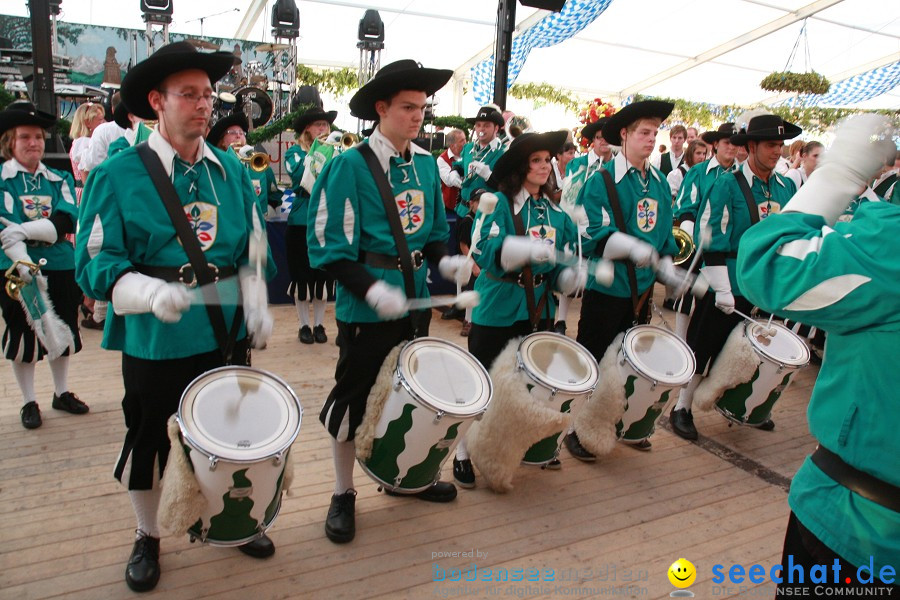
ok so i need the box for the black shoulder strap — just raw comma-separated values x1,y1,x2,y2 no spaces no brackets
135,142,241,364
599,168,643,319
508,197,549,331
732,170,760,226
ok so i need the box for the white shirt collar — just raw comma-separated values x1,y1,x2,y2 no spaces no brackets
613,152,659,184
587,150,603,168
475,136,503,153
148,129,225,178
368,126,430,173
859,186,881,203
512,187,554,215
1,157,60,182
741,161,785,188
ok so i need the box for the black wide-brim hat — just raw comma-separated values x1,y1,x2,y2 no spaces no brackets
580,117,609,143
293,107,337,134
466,105,505,128
113,100,132,130
487,130,569,188
0,101,56,137
121,41,235,120
701,122,737,145
602,100,674,146
730,114,802,146
349,59,452,120
207,112,249,148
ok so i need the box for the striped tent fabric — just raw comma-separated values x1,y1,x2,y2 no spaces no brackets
471,0,614,104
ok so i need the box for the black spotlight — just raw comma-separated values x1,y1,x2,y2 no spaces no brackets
139,0,173,24
357,9,384,50
272,0,300,39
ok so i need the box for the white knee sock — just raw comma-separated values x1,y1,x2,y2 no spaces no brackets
675,312,690,340
11,361,36,404
312,298,326,327
295,299,310,328
455,437,469,461
556,294,570,323
674,374,703,411
48,355,69,396
130,467,162,538
464,306,472,322
93,300,108,322
332,438,356,495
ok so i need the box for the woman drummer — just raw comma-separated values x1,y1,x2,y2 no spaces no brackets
283,105,337,345
453,130,584,488
0,102,87,429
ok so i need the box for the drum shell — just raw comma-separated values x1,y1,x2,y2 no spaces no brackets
177,366,301,546
516,333,599,464
616,326,695,442
360,338,491,493
715,322,809,426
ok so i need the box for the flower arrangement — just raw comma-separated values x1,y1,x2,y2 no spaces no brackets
760,71,831,95
575,98,616,149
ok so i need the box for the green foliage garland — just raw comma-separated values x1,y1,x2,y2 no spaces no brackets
760,71,831,95
432,115,469,131
509,82,580,113
296,65,358,96
246,103,314,144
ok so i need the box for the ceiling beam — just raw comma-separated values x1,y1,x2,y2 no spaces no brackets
296,0,495,27
453,7,548,79
617,0,845,97
235,0,268,40
740,0,900,40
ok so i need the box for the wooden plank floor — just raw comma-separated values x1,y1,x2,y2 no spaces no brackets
0,294,819,599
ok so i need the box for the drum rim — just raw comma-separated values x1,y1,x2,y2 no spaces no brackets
178,366,302,463
517,332,600,393
744,321,811,367
396,336,493,417
621,325,696,386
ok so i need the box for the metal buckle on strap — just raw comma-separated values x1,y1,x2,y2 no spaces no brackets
517,273,545,288
178,263,219,288
399,250,424,272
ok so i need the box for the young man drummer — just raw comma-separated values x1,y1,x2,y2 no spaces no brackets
670,112,799,441
565,100,682,458
457,104,506,217
306,60,469,545
565,117,613,180
75,41,276,592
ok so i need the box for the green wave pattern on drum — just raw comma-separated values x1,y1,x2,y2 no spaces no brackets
402,422,461,489
368,403,416,484
208,469,258,541
747,372,792,425
621,389,671,441
717,367,762,421
616,376,639,437
523,398,574,463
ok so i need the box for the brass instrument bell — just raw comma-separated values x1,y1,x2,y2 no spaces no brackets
672,226,695,266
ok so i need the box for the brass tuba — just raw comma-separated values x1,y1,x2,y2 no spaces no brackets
672,226,695,265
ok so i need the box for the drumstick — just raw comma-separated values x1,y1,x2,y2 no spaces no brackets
405,291,481,311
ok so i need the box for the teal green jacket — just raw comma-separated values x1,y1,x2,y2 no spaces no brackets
673,156,738,222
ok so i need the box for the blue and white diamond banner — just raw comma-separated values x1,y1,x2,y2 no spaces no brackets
471,0,614,104
782,60,900,107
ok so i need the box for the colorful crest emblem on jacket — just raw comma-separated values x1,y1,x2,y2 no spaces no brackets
20,195,53,220
527,224,557,246
758,201,782,220
396,189,425,235
251,178,262,197
636,198,658,232
183,202,218,250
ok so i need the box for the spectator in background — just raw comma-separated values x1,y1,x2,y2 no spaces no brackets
785,141,823,190
68,102,105,202
653,124,686,175
437,128,466,214
79,92,128,172
667,139,708,203
686,126,699,144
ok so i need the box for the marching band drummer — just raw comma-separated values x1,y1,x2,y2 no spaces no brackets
306,60,470,545
452,130,584,488
457,104,506,217
737,114,900,596
74,41,276,592
669,112,799,442
565,100,682,458
207,112,283,219
284,105,337,345
0,101,88,430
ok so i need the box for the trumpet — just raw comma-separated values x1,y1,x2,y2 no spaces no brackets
5,259,45,300
319,131,358,151
340,132,358,150
234,144,270,172
672,226,695,266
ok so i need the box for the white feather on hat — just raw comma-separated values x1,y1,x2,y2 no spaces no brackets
735,109,772,134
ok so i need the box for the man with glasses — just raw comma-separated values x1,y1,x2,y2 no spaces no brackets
75,42,276,593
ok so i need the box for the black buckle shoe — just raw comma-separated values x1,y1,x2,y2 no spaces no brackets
313,324,328,344
52,391,89,415
299,326,314,344
20,401,42,429
453,458,476,489
325,489,356,544
384,481,457,503
670,408,698,441
625,439,652,451
757,419,775,431
237,533,275,558
564,432,595,462
125,531,161,592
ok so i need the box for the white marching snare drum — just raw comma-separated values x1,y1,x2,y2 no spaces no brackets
517,332,599,464
715,321,809,427
177,366,301,546
360,338,492,493
617,326,696,442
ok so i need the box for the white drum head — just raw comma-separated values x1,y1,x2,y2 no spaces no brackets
746,322,810,367
518,332,599,394
179,367,301,462
622,326,695,386
398,337,491,417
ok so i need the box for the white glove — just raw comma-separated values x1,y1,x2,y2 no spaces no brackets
784,114,894,226
438,255,473,287
3,240,34,284
240,267,273,349
0,217,58,249
679,220,694,237
500,236,556,271
602,232,659,268
593,258,615,287
112,272,192,323
656,256,690,299
470,160,492,180
237,145,255,160
556,263,587,296
701,265,734,315
365,280,407,319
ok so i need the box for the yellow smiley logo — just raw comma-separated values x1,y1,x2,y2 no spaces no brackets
668,558,697,588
